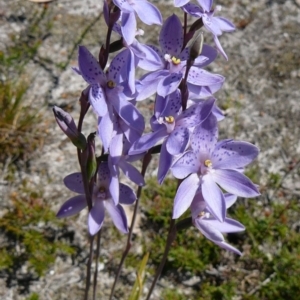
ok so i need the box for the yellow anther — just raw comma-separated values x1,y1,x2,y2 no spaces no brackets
99,187,106,193
164,116,174,123
199,211,206,217
204,159,212,167
171,56,181,65
107,80,116,88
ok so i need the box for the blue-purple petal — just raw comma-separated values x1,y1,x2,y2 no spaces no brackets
104,200,128,234
89,85,108,117
130,128,167,155
205,217,245,233
198,0,213,11
121,12,136,45
212,140,259,169
201,173,226,222
191,113,218,157
119,159,145,186
78,46,106,86
133,1,162,25
88,200,105,235
56,195,86,218
173,174,200,219
119,183,137,205
187,68,225,86
212,169,260,198
157,139,173,184
171,150,199,179
98,112,114,152
166,126,189,156
157,73,183,97
215,241,242,255
64,172,85,194
174,0,190,7
194,218,224,242
159,14,183,56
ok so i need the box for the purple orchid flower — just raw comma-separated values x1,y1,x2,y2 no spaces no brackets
182,0,235,60
108,132,145,202
112,0,162,45
191,192,245,255
57,162,136,236
135,14,224,100
130,90,216,183
77,45,144,152
171,113,260,222
103,2,162,94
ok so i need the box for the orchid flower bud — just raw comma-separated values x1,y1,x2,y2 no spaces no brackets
188,31,204,61
53,106,87,150
82,132,97,181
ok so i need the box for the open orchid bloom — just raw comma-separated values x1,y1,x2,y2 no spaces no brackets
57,163,136,236
182,0,235,60
136,14,224,100
191,192,245,255
112,0,162,45
171,113,260,221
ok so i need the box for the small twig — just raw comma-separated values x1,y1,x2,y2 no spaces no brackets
84,235,95,300
93,230,102,300
247,272,276,296
145,218,177,300
109,152,152,300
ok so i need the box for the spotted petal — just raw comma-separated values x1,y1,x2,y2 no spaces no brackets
119,183,136,205
64,172,84,194
159,14,183,56
191,113,218,157
78,46,106,86
171,150,199,179
212,140,259,169
176,97,215,127
89,85,108,117
56,195,86,218
157,73,183,97
166,126,190,156
187,68,225,87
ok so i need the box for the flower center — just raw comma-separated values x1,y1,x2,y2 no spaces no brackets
204,159,212,167
198,211,210,219
96,186,107,200
171,56,181,65
164,116,174,123
107,80,116,89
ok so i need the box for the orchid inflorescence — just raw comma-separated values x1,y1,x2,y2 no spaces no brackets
53,0,260,298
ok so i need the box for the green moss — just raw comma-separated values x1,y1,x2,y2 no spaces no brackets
137,177,300,299
0,180,75,277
